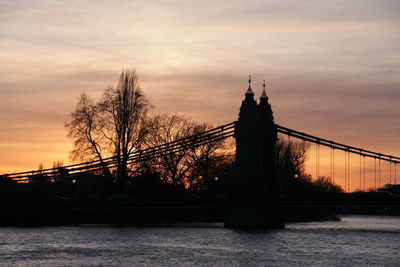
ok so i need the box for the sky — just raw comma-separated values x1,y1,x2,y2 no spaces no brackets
1,0,399,191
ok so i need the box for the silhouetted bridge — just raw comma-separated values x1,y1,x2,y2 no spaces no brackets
3,122,398,186
1,80,399,227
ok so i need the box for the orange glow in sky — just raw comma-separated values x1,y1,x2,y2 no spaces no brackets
1,1,399,192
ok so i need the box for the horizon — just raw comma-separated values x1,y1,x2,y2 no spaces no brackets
1,0,399,192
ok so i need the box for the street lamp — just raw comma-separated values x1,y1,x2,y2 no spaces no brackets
214,177,220,196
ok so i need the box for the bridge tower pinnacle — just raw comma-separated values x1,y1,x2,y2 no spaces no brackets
246,75,253,94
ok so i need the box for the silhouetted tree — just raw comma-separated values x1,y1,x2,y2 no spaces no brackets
65,69,151,187
190,154,235,192
275,138,310,181
144,113,198,186
99,70,150,186
30,162,46,184
65,93,109,171
312,176,343,193
37,163,44,174
274,138,344,195
188,130,232,190
52,160,68,177
144,113,227,189
52,160,63,169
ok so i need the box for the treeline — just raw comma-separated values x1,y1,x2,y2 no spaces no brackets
274,138,343,205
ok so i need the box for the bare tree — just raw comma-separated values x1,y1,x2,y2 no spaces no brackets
275,137,310,180
186,123,228,189
65,69,150,187
145,113,196,186
145,113,227,189
65,93,109,170
98,70,150,186
52,160,64,169
313,176,343,193
37,163,44,175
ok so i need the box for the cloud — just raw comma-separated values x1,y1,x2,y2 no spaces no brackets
0,0,399,183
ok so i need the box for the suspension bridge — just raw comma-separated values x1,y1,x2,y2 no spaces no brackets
1,119,398,193
0,79,399,227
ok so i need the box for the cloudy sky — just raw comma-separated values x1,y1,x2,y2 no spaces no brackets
1,0,399,190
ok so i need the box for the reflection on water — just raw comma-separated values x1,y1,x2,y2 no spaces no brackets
0,215,399,266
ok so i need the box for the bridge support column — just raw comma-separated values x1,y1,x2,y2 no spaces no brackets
225,204,284,229
224,78,283,228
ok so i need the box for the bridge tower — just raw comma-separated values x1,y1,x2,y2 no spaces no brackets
225,77,282,228
258,80,279,194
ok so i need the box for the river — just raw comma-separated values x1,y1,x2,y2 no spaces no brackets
0,215,399,266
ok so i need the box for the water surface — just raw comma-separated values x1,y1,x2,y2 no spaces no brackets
0,215,399,266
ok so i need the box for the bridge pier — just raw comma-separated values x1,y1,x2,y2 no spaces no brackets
225,203,284,228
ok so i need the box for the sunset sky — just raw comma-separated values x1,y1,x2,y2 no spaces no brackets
1,0,399,191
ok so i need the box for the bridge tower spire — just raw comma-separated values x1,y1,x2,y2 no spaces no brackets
261,80,267,98
246,75,253,94
239,75,257,121
226,77,281,228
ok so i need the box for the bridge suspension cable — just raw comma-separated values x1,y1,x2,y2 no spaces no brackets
330,147,333,183
344,152,346,190
363,156,366,191
374,157,377,190
315,143,320,179
347,151,351,192
1,122,235,182
2,121,400,187
276,124,400,164
359,153,362,191
332,148,335,184
276,124,400,191
379,158,381,188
